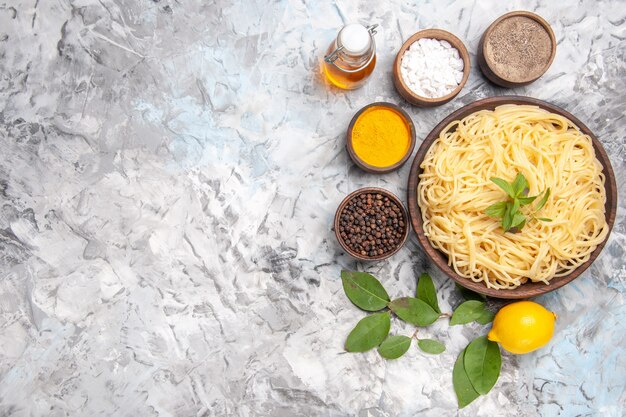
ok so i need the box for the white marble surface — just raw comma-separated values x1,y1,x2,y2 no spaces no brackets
0,0,625,416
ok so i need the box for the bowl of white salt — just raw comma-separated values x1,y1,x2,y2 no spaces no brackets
393,29,470,107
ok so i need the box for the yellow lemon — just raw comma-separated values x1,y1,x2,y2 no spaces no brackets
487,301,557,354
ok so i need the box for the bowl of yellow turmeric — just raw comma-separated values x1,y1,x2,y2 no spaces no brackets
346,102,416,173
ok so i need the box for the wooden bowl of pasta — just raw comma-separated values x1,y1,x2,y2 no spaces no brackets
407,96,617,299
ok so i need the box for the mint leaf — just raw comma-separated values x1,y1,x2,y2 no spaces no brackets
511,198,520,215
503,198,521,232
345,312,391,352
388,297,439,326
502,201,513,231
511,212,526,228
453,348,480,408
450,300,486,325
416,273,440,314
534,188,551,212
341,270,390,311
490,175,550,232
513,218,526,231
518,195,538,206
485,201,507,218
490,177,515,198
511,173,529,197
417,339,446,354
377,335,411,359
463,336,502,395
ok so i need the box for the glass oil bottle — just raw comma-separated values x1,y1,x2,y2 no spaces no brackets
323,24,378,90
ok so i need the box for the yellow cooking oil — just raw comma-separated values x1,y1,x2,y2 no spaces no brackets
323,23,378,90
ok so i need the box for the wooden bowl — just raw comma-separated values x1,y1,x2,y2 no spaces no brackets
334,187,410,261
477,11,556,88
393,29,470,107
407,96,617,299
346,102,416,174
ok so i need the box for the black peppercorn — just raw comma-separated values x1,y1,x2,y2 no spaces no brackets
337,191,407,258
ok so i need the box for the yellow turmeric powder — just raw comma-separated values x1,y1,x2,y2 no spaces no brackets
351,106,411,167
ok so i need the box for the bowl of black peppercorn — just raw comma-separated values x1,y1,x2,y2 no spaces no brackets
334,187,410,261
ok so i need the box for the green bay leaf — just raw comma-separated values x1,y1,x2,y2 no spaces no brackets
417,339,446,354
341,270,389,311
463,336,502,395
453,348,480,408
416,273,440,314
388,297,439,326
345,312,391,352
476,309,495,325
450,300,486,325
377,335,411,359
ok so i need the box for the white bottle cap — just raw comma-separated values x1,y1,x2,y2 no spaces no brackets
339,24,371,55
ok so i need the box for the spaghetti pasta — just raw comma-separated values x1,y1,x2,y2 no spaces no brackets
417,104,608,289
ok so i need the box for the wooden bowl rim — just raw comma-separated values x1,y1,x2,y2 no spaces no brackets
393,29,471,106
406,96,617,299
346,102,416,174
481,11,557,85
334,187,410,261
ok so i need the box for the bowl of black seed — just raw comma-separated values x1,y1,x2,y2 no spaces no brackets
334,187,410,261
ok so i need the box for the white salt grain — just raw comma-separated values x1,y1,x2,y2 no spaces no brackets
400,38,465,99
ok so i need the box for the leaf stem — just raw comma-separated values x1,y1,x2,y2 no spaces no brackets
411,328,419,340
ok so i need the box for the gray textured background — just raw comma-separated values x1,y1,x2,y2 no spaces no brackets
0,0,624,416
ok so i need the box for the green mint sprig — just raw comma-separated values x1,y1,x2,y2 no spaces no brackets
485,173,552,232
